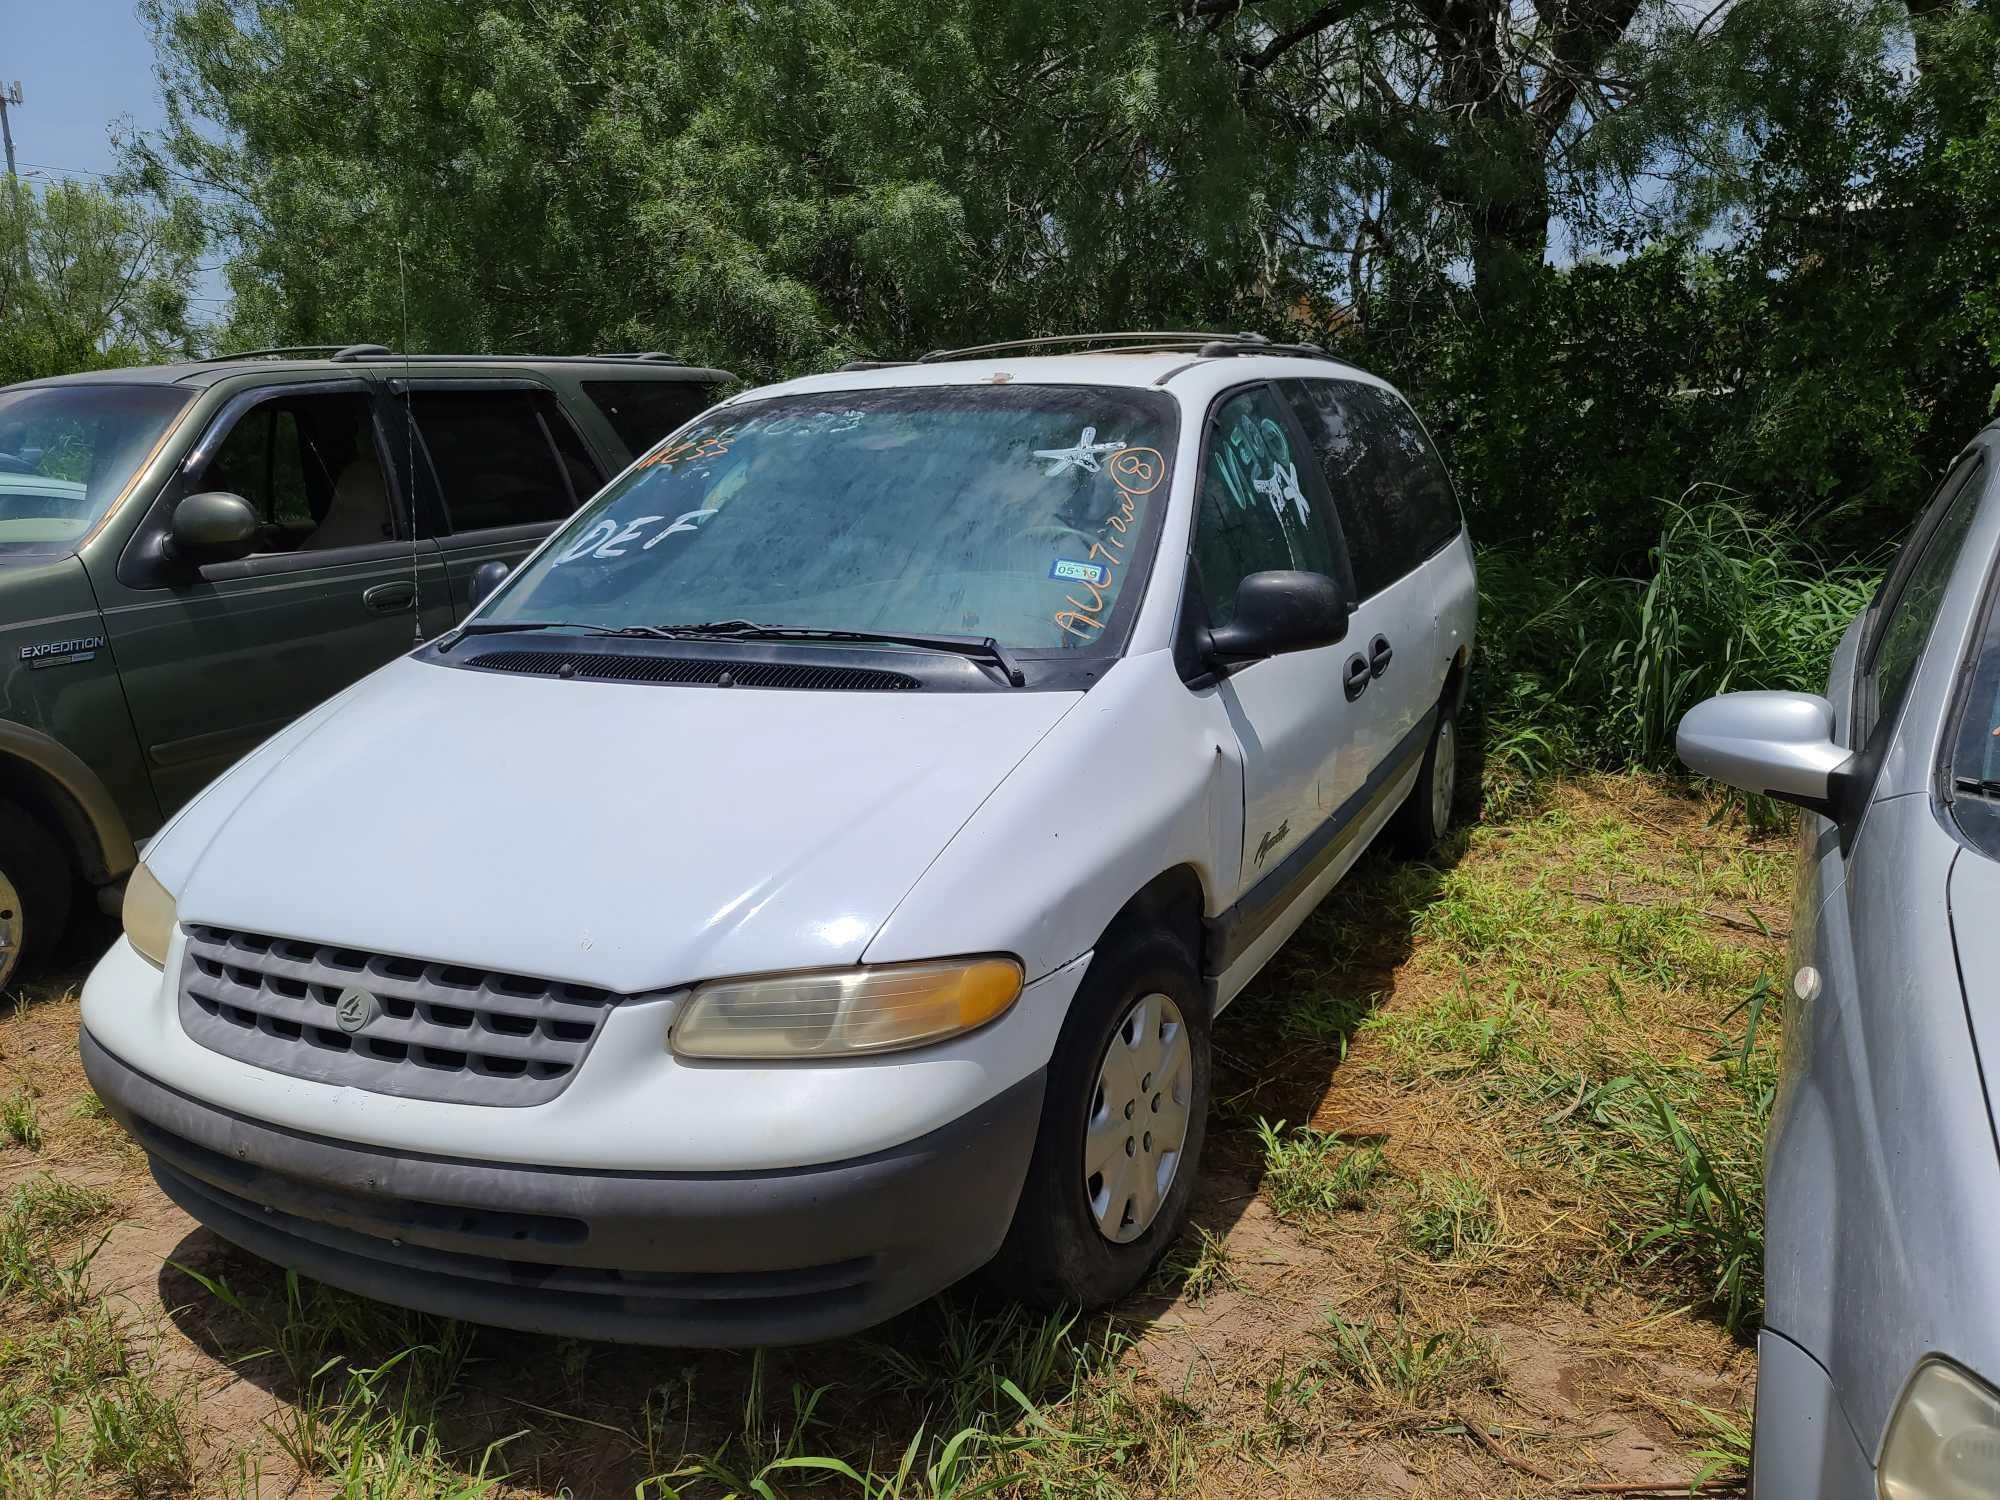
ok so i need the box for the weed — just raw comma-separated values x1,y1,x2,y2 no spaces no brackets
0,1300,196,1494
1149,1224,1240,1304
70,1090,108,1121
1403,1175,1498,1261
1256,1120,1386,1218
2,1085,42,1149
1629,1082,1767,1336
1319,1312,1499,1408
1686,1401,1754,1483
0,1176,114,1314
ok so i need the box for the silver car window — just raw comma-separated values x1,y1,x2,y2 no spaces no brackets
1861,463,1985,746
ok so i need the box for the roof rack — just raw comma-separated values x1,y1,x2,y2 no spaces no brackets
210,347,699,369
912,330,1352,366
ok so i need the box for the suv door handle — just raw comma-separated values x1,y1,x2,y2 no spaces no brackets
362,581,417,615
1343,653,1371,701
1369,635,1393,678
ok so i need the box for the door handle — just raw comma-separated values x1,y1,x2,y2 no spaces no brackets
1369,634,1393,678
362,581,417,615
1343,653,1371,701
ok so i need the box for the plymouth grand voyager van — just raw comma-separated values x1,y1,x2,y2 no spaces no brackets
81,332,1476,1344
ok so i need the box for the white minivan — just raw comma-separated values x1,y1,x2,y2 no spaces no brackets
81,333,1476,1345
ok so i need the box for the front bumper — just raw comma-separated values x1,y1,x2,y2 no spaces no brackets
82,1028,1044,1347
1753,1329,1876,1498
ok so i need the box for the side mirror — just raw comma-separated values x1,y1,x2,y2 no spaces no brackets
1205,570,1351,665
168,491,259,562
1677,690,1856,818
466,559,511,609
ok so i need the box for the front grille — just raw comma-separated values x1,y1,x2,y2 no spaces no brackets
460,648,921,692
179,926,620,1106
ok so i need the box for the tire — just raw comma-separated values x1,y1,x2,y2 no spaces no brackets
0,800,71,990
1393,699,1460,857
988,929,1210,1310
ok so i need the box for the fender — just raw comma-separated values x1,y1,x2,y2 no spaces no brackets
0,722,138,885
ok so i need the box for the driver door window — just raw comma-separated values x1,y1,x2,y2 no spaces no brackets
1191,387,1341,627
199,393,399,554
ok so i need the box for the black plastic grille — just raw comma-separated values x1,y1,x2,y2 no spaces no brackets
459,648,920,692
178,927,620,1106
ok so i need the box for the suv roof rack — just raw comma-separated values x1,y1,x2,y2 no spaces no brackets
910,330,1352,366
210,347,698,368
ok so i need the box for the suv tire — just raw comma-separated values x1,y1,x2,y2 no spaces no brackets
988,929,1210,1309
0,800,71,990
1393,700,1459,856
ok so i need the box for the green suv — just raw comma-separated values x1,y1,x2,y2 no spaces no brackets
0,345,730,984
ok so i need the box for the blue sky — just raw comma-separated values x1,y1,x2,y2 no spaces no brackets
9,0,230,320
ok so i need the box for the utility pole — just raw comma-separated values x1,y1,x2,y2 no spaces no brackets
0,80,18,183
0,80,23,287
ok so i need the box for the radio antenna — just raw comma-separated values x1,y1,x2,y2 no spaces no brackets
398,242,420,646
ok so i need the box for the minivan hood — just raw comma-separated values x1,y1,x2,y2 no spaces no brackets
160,655,1080,994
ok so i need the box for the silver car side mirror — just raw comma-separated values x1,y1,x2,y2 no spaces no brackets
1677,691,1856,818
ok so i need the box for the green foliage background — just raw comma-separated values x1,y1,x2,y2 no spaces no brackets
17,0,2000,765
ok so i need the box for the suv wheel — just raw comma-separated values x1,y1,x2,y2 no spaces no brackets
988,930,1210,1309
1393,701,1459,856
0,801,72,990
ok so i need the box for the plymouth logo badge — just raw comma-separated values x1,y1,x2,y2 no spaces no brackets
334,986,380,1034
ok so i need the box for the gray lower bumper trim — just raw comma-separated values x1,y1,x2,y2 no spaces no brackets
81,1027,1044,1346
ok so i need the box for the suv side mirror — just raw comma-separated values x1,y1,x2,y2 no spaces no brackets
466,559,511,609
169,491,259,563
1677,691,1856,819
1204,570,1351,666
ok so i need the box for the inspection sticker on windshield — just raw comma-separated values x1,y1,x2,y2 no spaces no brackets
1049,559,1108,586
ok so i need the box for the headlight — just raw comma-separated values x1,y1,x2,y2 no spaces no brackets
670,957,1023,1059
121,862,177,970
1881,1359,2000,1499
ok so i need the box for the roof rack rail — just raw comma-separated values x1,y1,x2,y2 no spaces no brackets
213,345,352,361
914,330,1353,367
331,343,393,362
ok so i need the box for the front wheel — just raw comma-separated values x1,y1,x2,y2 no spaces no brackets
988,931,1210,1310
0,800,72,990
1393,702,1459,857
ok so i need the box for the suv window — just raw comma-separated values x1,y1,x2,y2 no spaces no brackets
201,392,398,553
1191,386,1341,628
582,380,716,457
1280,378,1458,598
414,389,603,533
1863,461,1985,742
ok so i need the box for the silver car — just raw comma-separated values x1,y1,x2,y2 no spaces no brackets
1679,431,2000,1499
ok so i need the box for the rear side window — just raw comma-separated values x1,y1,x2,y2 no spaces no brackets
413,389,603,533
582,380,717,457
1863,461,1985,742
1280,378,1458,598
1190,386,1341,628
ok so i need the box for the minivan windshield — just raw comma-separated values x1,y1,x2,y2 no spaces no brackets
0,384,192,557
482,385,1178,651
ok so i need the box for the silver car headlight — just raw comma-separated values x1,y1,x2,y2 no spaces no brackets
670,957,1023,1059
1881,1359,2000,1499
121,862,178,970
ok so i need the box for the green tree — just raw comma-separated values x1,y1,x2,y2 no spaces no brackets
0,180,206,384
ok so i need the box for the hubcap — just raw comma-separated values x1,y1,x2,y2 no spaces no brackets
0,869,21,988
1084,992,1192,1243
1432,718,1457,833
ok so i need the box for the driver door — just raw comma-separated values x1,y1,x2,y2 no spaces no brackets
97,381,451,813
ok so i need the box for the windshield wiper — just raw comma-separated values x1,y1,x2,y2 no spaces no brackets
1954,775,2000,800
439,619,685,650
652,621,1028,686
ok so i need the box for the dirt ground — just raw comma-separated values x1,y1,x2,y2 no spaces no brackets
0,773,1776,1497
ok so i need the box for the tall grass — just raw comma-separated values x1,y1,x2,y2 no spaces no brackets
1477,494,1881,775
